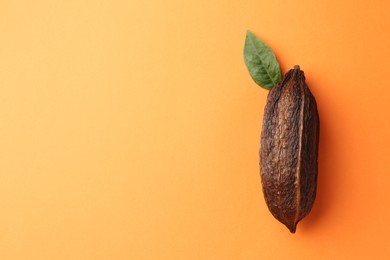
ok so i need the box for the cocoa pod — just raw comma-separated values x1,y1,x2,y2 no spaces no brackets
260,65,319,233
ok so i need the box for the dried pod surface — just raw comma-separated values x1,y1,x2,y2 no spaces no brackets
260,66,319,233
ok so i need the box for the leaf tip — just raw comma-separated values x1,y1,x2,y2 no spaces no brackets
245,30,254,39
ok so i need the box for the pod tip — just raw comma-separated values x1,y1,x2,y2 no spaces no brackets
293,65,300,70
288,224,297,234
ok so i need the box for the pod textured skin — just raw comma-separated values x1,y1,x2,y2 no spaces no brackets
260,66,320,233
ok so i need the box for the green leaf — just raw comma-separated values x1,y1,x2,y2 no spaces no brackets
244,30,282,90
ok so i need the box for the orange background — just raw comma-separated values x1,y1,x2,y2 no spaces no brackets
1,0,390,259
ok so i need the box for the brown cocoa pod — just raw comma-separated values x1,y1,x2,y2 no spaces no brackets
260,65,319,233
